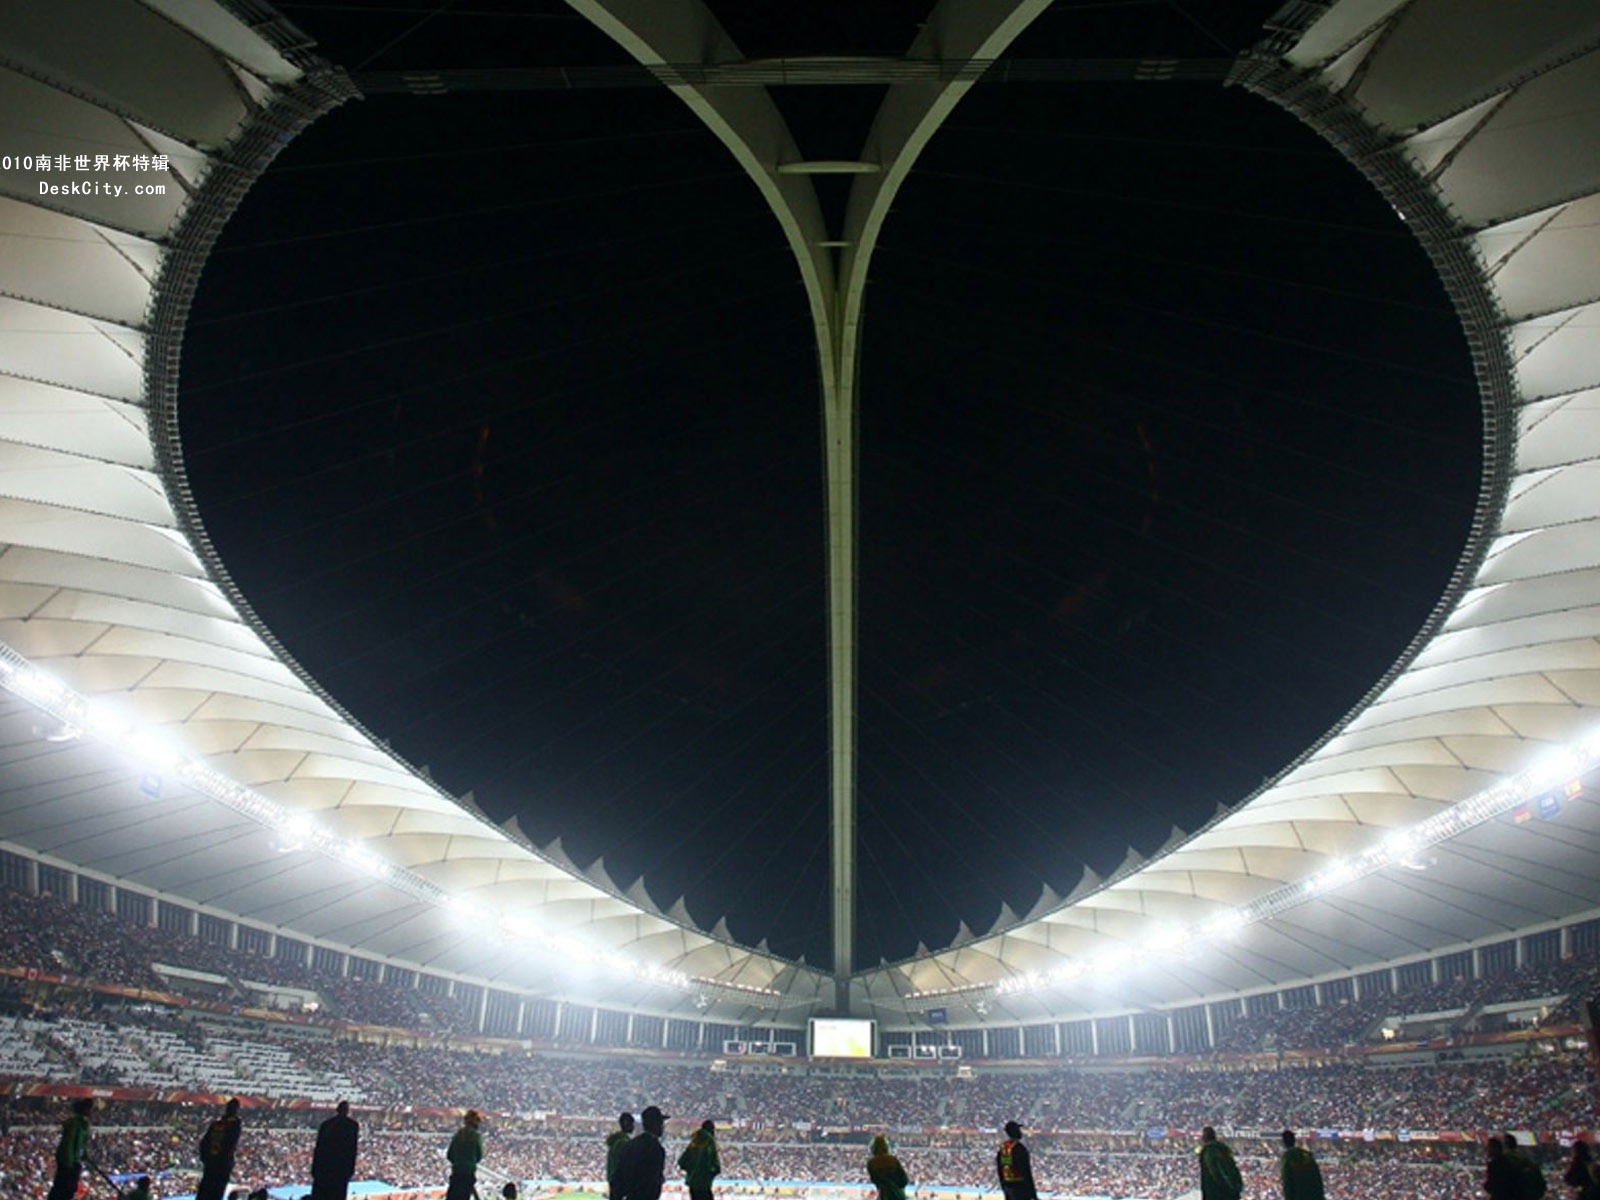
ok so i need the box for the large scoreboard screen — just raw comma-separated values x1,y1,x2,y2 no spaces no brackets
809,1017,876,1058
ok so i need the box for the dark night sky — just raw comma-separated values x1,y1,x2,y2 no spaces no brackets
176,1,1480,970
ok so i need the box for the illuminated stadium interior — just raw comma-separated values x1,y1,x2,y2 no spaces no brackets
1,0,1600,1197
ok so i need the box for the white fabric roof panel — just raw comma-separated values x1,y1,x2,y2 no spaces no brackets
0,383,152,468
0,1,828,1023
0,72,188,239
850,0,1600,1022
1483,204,1600,324
3,0,1600,1028
0,201,154,328
0,299,146,402
1342,0,1600,137
0,0,260,146
1518,391,1600,471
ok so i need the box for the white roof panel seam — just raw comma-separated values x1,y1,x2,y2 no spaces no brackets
0,188,175,247
0,289,149,334
0,49,236,153
0,369,149,408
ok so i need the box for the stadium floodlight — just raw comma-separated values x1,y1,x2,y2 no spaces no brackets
1379,829,1418,863
1143,924,1187,954
934,720,1600,1002
0,642,730,997
1202,909,1246,940
444,895,485,923
277,814,315,850
81,700,134,743
4,663,73,708
1092,946,1138,980
1053,959,1088,983
1307,859,1357,894
340,841,389,877
124,728,186,774
1526,744,1587,793
497,912,541,940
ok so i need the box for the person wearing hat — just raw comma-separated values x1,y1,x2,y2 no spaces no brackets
678,1120,721,1200
606,1112,636,1200
445,1110,484,1200
613,1105,669,1200
867,1134,909,1200
997,1121,1037,1200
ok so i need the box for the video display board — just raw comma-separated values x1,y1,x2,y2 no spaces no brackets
809,1017,875,1058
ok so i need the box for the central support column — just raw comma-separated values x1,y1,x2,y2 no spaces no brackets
568,0,1054,1009
825,337,859,1003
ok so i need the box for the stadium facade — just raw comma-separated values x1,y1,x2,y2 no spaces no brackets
0,0,1598,1053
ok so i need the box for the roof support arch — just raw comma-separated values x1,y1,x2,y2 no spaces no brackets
566,0,1055,1003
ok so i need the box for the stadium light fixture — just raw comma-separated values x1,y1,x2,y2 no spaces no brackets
915,723,1600,1003
1202,909,1247,941
1143,924,1187,954
0,647,779,1000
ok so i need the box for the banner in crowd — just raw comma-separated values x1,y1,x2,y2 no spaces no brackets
1147,1125,1595,1145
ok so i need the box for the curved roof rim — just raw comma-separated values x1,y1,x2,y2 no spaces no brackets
852,3,1584,998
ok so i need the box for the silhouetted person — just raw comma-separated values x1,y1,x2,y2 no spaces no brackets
1488,1138,1522,1200
613,1105,668,1200
196,1099,242,1200
1564,1140,1600,1200
47,1098,93,1200
997,1121,1037,1200
678,1120,720,1200
311,1100,360,1200
1199,1127,1242,1200
1505,1133,1548,1200
867,1134,908,1200
445,1111,483,1200
1280,1131,1323,1200
607,1112,636,1200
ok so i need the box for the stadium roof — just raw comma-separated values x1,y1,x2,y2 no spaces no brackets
0,0,1597,1026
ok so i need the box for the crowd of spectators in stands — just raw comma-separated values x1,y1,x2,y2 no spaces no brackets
5,878,1600,1056
1207,954,1600,1054
0,890,478,1036
0,1110,1566,1200
4,876,1600,1199
10,996,1596,1135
